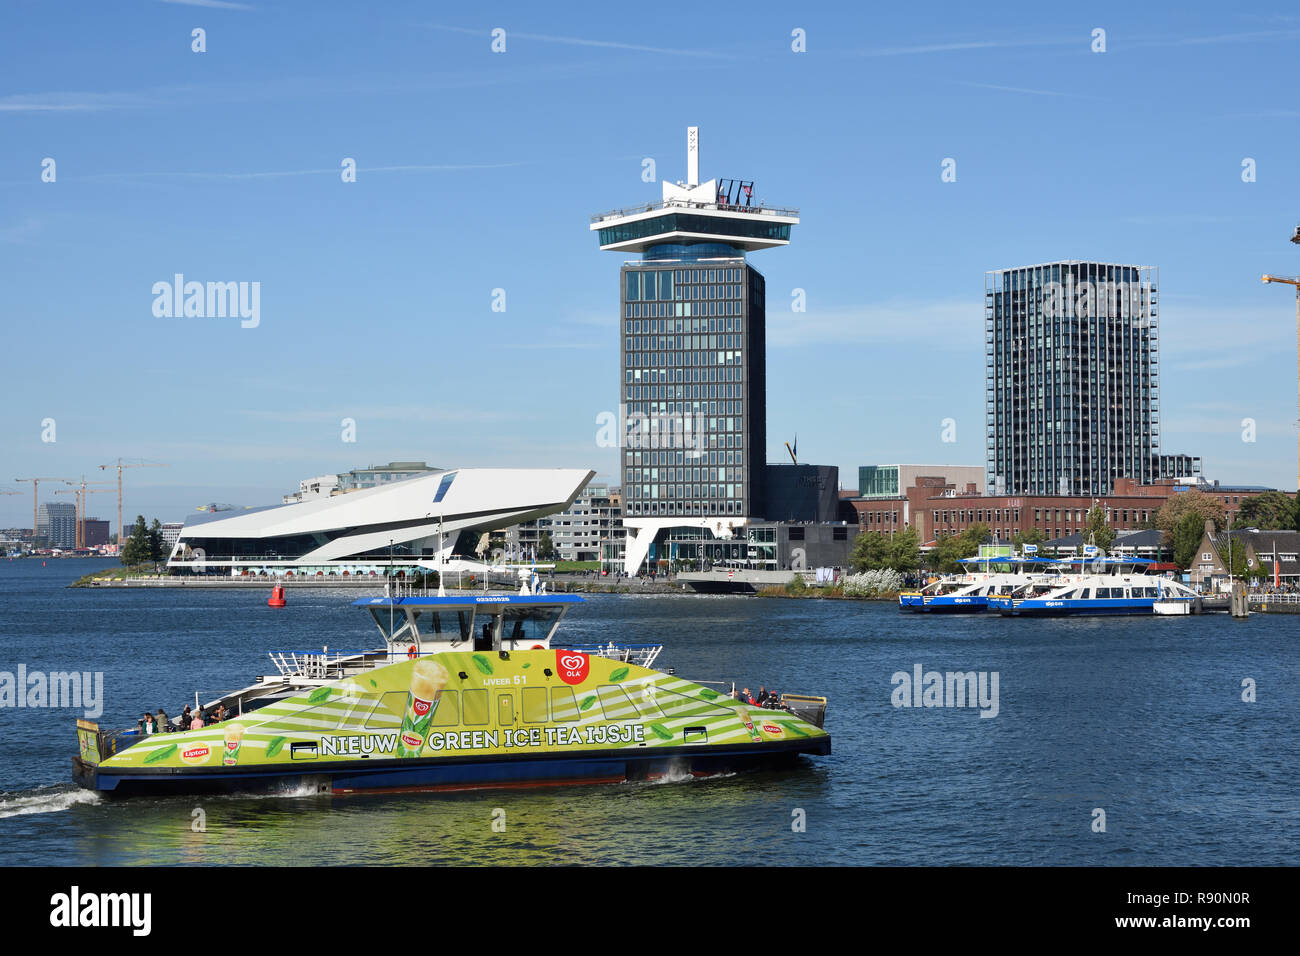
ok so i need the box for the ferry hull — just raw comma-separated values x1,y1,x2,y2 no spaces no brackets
899,595,988,613
74,738,829,797
992,599,1193,617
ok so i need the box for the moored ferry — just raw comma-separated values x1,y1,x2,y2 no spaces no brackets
987,563,1198,616
898,556,1064,613
73,594,829,796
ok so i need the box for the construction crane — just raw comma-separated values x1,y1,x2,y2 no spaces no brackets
13,477,73,547
98,459,169,549
1262,233,1300,491
54,484,114,549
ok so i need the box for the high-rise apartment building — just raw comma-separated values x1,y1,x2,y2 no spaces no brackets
986,261,1160,496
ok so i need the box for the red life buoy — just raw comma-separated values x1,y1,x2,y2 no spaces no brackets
531,644,544,650
407,645,418,659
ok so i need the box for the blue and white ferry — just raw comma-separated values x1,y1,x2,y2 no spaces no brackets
987,558,1197,616
898,555,1064,613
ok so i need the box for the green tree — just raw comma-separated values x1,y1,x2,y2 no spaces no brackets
849,531,892,572
148,519,164,562
1235,491,1297,529
1216,537,1250,580
888,526,921,573
1171,511,1206,570
536,531,556,561
1083,504,1116,553
850,526,921,574
120,515,150,566
1012,527,1046,550
1155,488,1225,536
928,523,991,574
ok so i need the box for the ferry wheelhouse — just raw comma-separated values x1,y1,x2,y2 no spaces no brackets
73,594,829,796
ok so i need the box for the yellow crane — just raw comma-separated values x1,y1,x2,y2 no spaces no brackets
13,477,73,547
1261,261,1300,492
98,459,169,549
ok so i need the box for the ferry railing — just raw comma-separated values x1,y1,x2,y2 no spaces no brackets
554,642,664,669
267,648,380,680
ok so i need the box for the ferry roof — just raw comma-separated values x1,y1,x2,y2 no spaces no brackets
958,556,1058,564
352,594,587,608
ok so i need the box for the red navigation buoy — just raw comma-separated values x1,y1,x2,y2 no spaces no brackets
267,584,287,608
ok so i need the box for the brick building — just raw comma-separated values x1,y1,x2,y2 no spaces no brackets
849,476,1265,546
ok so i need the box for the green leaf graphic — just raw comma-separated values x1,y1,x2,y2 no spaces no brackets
779,722,809,737
699,688,719,699
522,662,531,669
369,679,377,688
307,686,332,705
143,744,177,765
265,736,287,757
471,654,493,676
580,696,597,711
608,667,629,683
649,723,673,741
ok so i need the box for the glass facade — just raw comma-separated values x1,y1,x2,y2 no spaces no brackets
857,465,901,499
985,262,1159,496
598,213,791,248
620,260,766,519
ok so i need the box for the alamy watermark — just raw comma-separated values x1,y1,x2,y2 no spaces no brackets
891,664,999,718
0,665,103,718
152,274,260,328
595,404,707,456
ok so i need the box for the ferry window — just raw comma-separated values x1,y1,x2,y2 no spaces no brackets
550,687,581,722
652,688,734,719
596,684,640,720
498,694,514,726
502,606,563,644
415,609,475,642
430,691,459,727
364,692,407,729
462,689,489,726
522,687,548,723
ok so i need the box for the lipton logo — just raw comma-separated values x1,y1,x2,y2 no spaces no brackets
556,650,589,685
762,724,782,735
401,732,423,749
179,744,212,766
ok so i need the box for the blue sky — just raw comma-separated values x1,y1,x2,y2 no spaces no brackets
3,0,1300,529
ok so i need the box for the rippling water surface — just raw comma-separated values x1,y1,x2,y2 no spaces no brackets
1,558,1296,865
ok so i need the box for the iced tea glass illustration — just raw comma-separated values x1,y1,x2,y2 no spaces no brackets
737,707,762,743
399,658,449,757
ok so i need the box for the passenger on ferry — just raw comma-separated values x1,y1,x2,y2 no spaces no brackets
138,712,155,735
155,708,168,732
190,709,205,730
179,704,192,728
213,703,228,723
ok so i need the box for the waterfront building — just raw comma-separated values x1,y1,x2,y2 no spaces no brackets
986,262,1165,495
169,468,594,575
858,464,985,501
160,522,184,552
592,127,798,573
81,518,110,548
763,464,844,523
36,502,76,549
1189,527,1300,591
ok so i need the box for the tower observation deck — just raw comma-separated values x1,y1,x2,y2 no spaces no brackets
590,130,798,256
591,128,798,575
